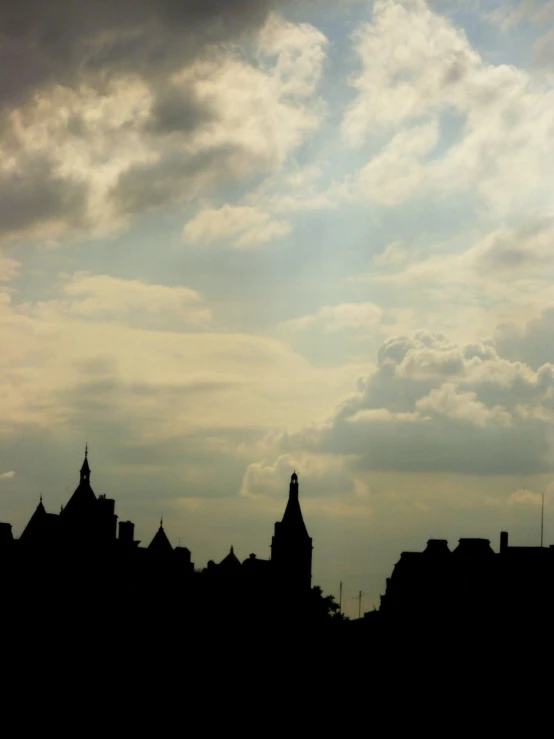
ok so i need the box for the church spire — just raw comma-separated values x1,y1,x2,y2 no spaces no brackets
280,471,308,536
271,471,313,591
80,444,90,484
290,471,298,498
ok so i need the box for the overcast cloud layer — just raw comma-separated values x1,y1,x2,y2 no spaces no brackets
2,0,554,616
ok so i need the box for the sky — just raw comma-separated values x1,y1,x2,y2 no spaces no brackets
2,0,554,618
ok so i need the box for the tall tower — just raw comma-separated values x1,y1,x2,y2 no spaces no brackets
271,472,313,592
60,448,117,545
61,446,97,520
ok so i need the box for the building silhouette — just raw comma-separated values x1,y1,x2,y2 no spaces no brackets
271,471,313,592
0,449,314,631
6,447,553,638
378,532,554,628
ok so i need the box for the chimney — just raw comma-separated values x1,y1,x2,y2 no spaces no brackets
119,520,135,545
500,531,508,554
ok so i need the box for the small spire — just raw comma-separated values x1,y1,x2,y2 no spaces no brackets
40,493,43,504
230,545,234,554
160,516,163,528
80,445,91,481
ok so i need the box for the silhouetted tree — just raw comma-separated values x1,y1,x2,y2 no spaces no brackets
309,585,348,624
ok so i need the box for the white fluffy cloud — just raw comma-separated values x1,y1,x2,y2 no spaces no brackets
279,330,554,474
358,216,554,346
415,383,513,428
240,453,369,502
357,121,439,206
344,0,554,215
0,13,327,244
183,205,291,247
347,408,421,424
258,13,328,100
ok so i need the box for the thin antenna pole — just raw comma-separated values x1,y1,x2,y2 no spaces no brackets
541,491,545,548
339,581,343,614
352,590,363,619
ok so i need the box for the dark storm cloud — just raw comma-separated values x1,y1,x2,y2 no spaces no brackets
110,144,239,215
0,0,285,106
146,84,216,136
0,0,320,242
0,158,88,236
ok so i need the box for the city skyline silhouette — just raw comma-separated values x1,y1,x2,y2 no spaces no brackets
2,0,554,673
2,446,554,635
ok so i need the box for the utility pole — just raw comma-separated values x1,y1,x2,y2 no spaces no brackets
541,492,545,548
353,590,363,619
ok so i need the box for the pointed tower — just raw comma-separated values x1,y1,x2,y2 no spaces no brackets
148,520,174,557
61,446,97,519
20,496,60,546
80,444,90,484
271,472,313,592
58,448,117,546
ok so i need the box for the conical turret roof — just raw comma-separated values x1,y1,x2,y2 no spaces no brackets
148,522,173,556
280,472,309,538
61,447,96,518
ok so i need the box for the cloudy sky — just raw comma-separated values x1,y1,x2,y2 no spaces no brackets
2,0,554,617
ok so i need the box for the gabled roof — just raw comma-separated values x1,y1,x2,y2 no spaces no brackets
148,524,173,556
